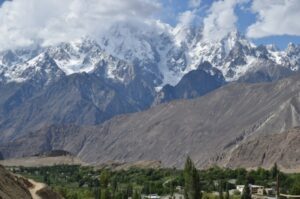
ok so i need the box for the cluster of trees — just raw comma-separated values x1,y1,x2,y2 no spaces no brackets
98,170,142,199
11,160,300,199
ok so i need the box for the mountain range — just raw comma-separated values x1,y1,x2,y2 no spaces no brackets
1,22,300,168
2,73,300,169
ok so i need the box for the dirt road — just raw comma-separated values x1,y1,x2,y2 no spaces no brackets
28,179,46,199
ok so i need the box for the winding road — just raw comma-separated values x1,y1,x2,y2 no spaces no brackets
28,179,46,199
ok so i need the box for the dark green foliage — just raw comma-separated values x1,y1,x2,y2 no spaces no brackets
271,163,278,179
101,188,110,199
184,157,201,199
291,181,300,195
43,172,51,185
114,191,124,199
111,177,118,193
225,183,230,199
241,179,251,199
100,170,110,188
126,184,133,197
8,164,300,199
133,190,141,199
218,180,224,199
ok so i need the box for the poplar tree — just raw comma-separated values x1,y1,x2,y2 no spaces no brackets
133,190,141,199
241,179,251,199
218,181,224,199
225,183,230,199
271,163,278,179
100,170,110,199
184,156,201,199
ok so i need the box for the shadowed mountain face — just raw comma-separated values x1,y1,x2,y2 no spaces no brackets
154,62,226,104
2,74,300,168
0,73,155,142
0,62,224,142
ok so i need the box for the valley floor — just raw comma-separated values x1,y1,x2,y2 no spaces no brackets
5,164,300,199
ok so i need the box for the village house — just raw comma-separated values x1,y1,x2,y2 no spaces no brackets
236,184,269,195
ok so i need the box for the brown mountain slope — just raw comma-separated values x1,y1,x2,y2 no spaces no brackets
2,74,300,168
221,127,300,171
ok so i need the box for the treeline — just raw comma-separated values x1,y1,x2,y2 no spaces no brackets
10,159,300,199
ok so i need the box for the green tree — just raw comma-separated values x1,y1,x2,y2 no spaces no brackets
291,181,300,195
43,173,51,185
101,188,110,199
114,191,123,199
241,179,251,199
218,180,224,199
133,190,141,199
184,156,201,199
225,183,230,199
126,184,133,198
170,180,175,196
271,163,278,179
143,182,150,195
100,170,110,199
100,170,110,188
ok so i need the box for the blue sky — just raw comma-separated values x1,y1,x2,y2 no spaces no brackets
162,0,300,49
0,0,300,49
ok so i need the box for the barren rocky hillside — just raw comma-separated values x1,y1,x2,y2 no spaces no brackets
219,127,300,171
2,74,300,168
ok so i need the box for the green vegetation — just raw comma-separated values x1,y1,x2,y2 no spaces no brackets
8,160,300,199
241,178,250,199
184,157,201,199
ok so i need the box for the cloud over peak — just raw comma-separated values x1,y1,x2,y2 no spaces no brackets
0,0,300,51
0,0,160,50
202,0,247,41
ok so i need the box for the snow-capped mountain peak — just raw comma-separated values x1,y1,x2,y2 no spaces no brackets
0,23,300,88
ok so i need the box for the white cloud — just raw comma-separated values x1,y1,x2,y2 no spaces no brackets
178,10,197,28
188,0,201,8
0,0,161,50
247,0,300,38
202,0,247,41
172,10,198,45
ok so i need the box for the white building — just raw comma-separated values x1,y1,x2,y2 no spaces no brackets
237,185,245,193
144,194,161,199
236,184,265,194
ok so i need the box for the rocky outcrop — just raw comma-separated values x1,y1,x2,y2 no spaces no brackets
0,165,32,199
